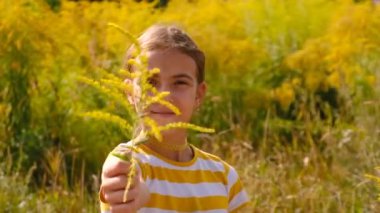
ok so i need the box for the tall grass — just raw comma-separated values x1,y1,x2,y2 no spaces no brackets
0,147,99,212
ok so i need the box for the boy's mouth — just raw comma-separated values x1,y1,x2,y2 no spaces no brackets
150,110,175,116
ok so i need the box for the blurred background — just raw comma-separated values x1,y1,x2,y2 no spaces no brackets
0,0,379,212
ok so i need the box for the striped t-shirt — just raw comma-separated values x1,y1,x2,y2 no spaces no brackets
100,143,249,213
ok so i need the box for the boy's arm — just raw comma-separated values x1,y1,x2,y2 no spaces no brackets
226,166,249,212
100,145,150,213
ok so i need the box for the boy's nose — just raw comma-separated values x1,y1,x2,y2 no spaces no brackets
155,83,174,100
156,83,170,93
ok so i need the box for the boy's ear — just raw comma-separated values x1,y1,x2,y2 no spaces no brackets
195,82,207,108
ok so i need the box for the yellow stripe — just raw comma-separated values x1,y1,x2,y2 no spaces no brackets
230,201,249,213
138,144,197,166
131,144,146,154
138,143,224,165
141,162,226,183
196,148,223,162
229,179,244,201
146,193,228,211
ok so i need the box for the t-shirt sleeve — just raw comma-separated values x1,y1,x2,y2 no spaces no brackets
226,165,249,212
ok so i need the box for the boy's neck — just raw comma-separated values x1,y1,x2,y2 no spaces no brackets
145,134,194,162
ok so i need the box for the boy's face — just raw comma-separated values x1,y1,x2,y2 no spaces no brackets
145,48,206,126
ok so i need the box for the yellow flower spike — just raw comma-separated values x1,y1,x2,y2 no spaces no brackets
107,23,141,53
158,122,215,133
78,111,132,132
100,79,133,93
151,91,170,100
118,69,132,78
147,68,160,78
131,130,148,146
130,49,140,58
149,86,158,95
143,92,171,109
118,69,139,79
140,54,148,64
97,68,118,80
156,99,181,115
128,59,146,73
78,76,133,113
123,158,137,202
144,84,158,95
143,117,162,141
128,59,137,66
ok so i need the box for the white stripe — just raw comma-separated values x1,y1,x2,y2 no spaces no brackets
138,208,228,213
227,166,239,191
193,210,228,213
145,178,227,197
101,211,110,213
138,208,177,213
228,190,249,212
133,152,225,172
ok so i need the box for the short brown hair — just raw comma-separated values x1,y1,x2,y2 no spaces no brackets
123,24,205,83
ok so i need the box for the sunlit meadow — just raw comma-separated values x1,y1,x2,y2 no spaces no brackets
0,0,379,212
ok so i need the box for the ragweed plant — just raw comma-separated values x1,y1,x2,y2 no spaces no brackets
78,23,215,202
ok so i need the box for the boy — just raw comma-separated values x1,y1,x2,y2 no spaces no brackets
100,24,249,213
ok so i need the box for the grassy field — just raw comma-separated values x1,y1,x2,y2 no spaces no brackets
0,0,379,212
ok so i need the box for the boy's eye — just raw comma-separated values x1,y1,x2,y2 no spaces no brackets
174,80,188,85
148,78,158,86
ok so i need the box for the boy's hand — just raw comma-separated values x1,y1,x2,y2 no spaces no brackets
101,146,150,213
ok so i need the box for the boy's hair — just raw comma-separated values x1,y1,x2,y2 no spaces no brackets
124,24,205,83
